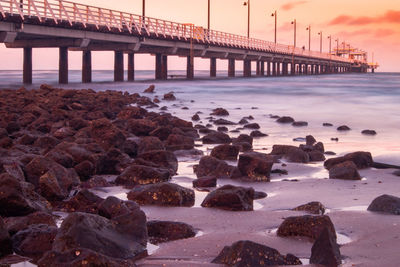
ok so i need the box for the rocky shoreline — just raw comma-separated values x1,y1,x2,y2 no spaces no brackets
0,85,399,266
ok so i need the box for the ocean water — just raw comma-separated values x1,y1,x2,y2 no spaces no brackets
1,70,399,162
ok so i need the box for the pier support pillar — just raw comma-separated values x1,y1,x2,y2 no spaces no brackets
128,53,135,81
243,60,251,77
256,61,261,76
114,51,124,82
267,61,271,76
277,63,281,76
282,63,288,76
210,58,217,77
272,62,277,76
59,47,68,84
161,55,168,79
228,58,235,77
23,47,32,84
82,50,92,83
291,63,296,75
187,55,194,79
260,61,265,76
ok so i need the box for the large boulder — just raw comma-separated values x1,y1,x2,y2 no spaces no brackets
165,134,195,151
135,150,178,175
147,220,196,244
137,136,165,155
201,185,255,211
367,194,400,215
127,119,157,136
127,182,195,207
194,156,234,178
211,108,229,116
58,189,103,214
212,240,302,266
115,165,171,187
277,215,337,241
329,161,361,180
0,217,12,258
11,224,58,261
51,212,147,261
192,177,217,188
202,132,232,144
237,152,274,181
210,144,240,160
324,151,373,170
89,118,126,150
293,201,326,215
4,212,56,235
310,228,342,267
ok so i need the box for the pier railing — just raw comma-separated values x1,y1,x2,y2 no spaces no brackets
0,0,353,63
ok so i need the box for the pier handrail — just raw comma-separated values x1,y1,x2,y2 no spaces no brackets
0,0,354,63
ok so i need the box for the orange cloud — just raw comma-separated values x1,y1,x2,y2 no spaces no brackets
281,1,308,11
329,10,400,25
374,29,396,38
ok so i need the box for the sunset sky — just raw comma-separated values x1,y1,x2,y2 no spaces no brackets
0,0,399,72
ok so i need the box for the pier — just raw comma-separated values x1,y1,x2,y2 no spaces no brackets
0,0,371,84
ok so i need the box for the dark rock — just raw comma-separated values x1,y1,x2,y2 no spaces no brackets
308,150,326,162
362,129,377,135
115,165,171,187
329,161,361,180
238,118,248,125
127,182,194,207
143,85,155,93
293,201,326,215
323,123,333,127
212,240,302,266
192,177,217,188
45,149,74,168
201,185,254,211
135,150,178,174
3,162,25,182
337,125,351,131
292,121,308,127
11,224,58,261
250,130,268,137
199,128,215,134
313,142,325,153
191,114,200,121
217,126,228,132
254,191,268,200
4,212,56,235
74,160,95,181
394,170,400,177
324,151,373,170
0,217,12,258
59,189,103,213
163,92,176,100
51,212,147,261
367,194,400,215
137,136,165,154
331,137,339,141
210,144,240,160
39,166,80,201
211,108,229,116
214,118,236,125
233,134,253,146
194,156,235,178
277,116,295,123
165,134,194,151
244,123,260,129
310,228,342,267
117,106,147,120
285,147,310,163
306,135,317,146
271,169,288,175
127,119,157,136
80,176,111,189
149,126,172,141
89,118,126,150
237,152,274,181
147,220,196,244
202,131,232,144
277,215,337,240
325,151,336,156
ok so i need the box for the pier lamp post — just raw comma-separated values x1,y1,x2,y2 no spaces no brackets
291,19,296,48
306,25,311,51
318,31,322,53
327,35,332,54
208,0,210,30
142,0,145,17
243,1,250,38
335,38,339,55
271,10,277,43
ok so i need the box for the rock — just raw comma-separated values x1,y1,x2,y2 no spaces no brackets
59,189,103,213
127,182,195,207
194,156,234,178
143,85,155,93
362,129,377,135
323,123,333,127
210,144,240,160
74,160,95,181
127,119,157,136
89,118,126,150
306,135,317,146
271,169,288,175
38,248,138,267
238,118,248,124
324,151,373,170
165,134,194,151
213,118,236,125
237,152,274,181
149,126,172,141
232,134,253,146
217,126,228,132
367,194,400,215
337,125,351,131
51,212,147,261
394,170,400,177
277,116,295,123
147,220,196,244
211,108,229,116
3,162,25,182
293,201,326,215
137,136,165,154
254,191,268,200
0,217,12,258
201,185,254,211
45,149,74,168
115,165,171,187
329,161,361,180
313,142,325,153
285,147,310,163
292,121,308,127
4,212,56,235
135,150,178,174
192,177,217,188
244,123,260,129
308,150,326,162
11,224,58,261
191,114,200,121
202,131,232,144
331,137,339,142
310,228,342,267
277,215,337,240
212,240,302,266
80,176,112,189
163,92,176,100
250,130,268,137
97,196,141,220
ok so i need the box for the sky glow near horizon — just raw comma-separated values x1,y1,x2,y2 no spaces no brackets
0,0,399,72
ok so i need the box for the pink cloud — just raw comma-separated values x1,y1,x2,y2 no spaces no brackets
329,10,400,25
281,1,308,11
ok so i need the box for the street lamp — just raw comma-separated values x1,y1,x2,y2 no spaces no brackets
142,0,145,17
291,19,296,48
327,35,332,54
306,25,311,51
318,31,322,53
335,38,339,55
208,0,210,30
243,1,250,38
271,10,277,43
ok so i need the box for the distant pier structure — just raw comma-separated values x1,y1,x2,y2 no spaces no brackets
0,0,374,84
